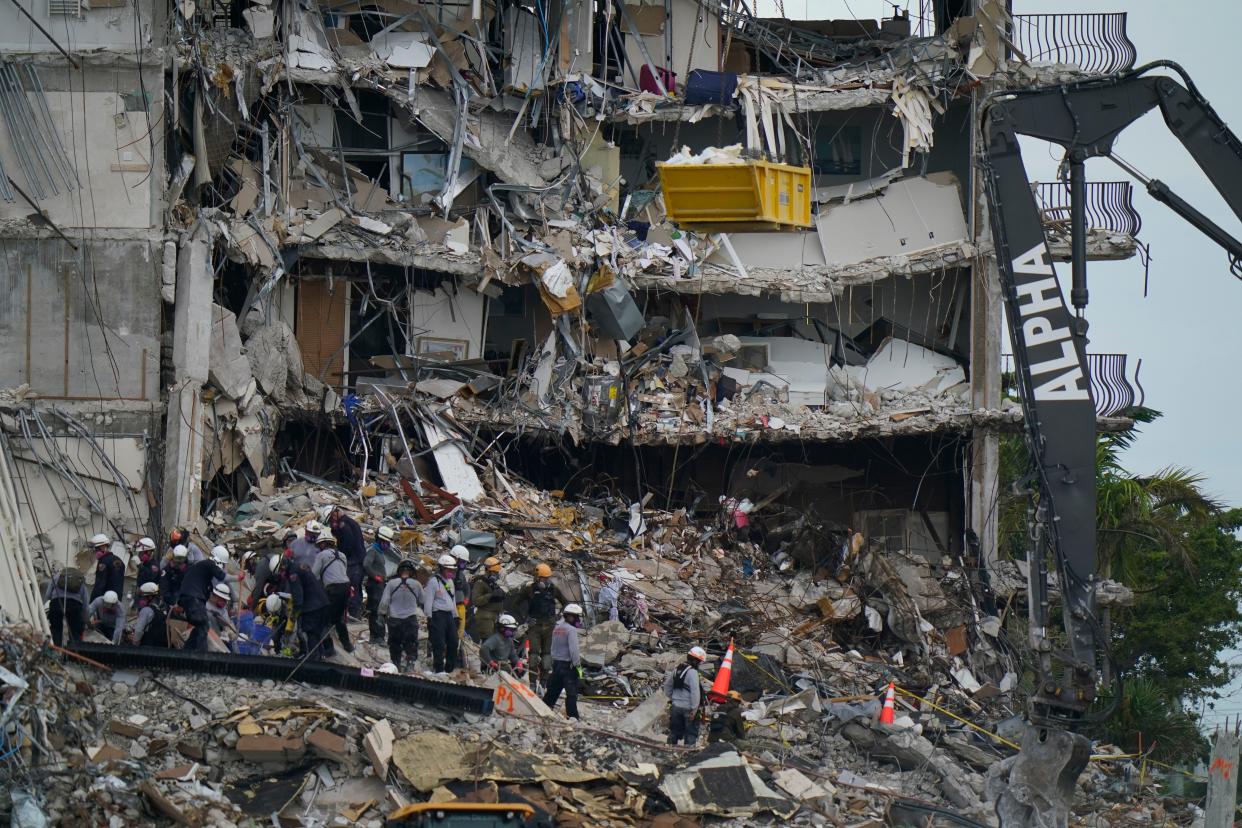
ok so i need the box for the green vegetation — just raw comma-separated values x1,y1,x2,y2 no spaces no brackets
999,410,1242,763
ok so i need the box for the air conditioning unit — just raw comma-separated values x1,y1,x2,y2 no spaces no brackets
49,0,87,15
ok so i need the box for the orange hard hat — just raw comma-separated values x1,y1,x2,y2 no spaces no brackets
535,563,552,578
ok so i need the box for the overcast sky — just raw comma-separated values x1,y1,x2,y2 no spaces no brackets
754,0,1242,723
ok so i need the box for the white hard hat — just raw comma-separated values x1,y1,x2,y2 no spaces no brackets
563,603,583,616
212,583,231,600
688,646,707,662
265,594,283,614
379,662,399,674
305,520,325,536
438,553,457,568
268,554,282,572
103,590,119,605
498,614,517,628
211,545,230,566
377,525,396,542
139,581,159,595
136,537,156,552
451,544,470,562
90,533,111,547
172,544,189,559
317,504,337,521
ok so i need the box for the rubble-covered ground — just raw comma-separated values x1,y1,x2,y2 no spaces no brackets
2,462,1205,826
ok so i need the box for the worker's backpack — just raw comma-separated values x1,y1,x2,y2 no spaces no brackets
56,567,84,592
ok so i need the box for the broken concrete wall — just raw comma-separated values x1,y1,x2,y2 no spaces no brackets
2,404,155,572
0,2,158,52
0,239,163,400
410,286,487,361
0,64,165,228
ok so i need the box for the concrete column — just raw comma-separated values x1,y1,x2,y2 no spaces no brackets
1205,723,1241,828
968,90,1002,574
161,221,213,533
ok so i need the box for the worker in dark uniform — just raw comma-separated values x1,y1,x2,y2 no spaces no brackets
422,554,459,673
468,556,506,640
130,581,169,648
516,563,564,682
133,537,160,589
45,566,88,647
322,504,367,618
88,534,125,604
279,558,332,660
364,526,397,644
177,547,229,652
161,544,191,605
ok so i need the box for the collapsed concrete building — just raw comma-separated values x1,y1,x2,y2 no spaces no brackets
0,0,1144,595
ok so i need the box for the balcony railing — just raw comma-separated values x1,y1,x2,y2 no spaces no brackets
1011,13,1137,75
1003,352,1145,418
1034,181,1142,237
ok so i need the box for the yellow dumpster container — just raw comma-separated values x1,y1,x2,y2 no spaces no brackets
657,159,813,230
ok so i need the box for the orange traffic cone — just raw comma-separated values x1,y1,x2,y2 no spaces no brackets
878,682,896,725
708,639,736,703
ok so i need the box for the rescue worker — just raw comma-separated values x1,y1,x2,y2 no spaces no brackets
291,521,324,570
596,573,621,622
664,646,706,745
133,537,160,589
541,603,583,720
276,555,332,659
312,531,354,653
422,553,459,673
451,544,471,637
241,548,277,611
168,527,206,563
364,526,397,644
263,593,294,653
517,563,563,679
206,582,238,641
161,544,191,604
88,534,125,604
130,581,169,648
469,557,506,639
321,504,366,618
45,564,88,647
87,589,126,645
378,558,424,671
708,690,747,744
178,546,230,652
480,614,521,674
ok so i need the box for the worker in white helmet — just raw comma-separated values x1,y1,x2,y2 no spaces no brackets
161,544,191,605
87,589,126,645
364,525,398,643
88,533,124,605
423,552,460,673
206,582,239,642
542,603,584,719
664,646,707,745
133,537,160,590
321,504,366,619
291,521,325,571
480,614,522,675
131,581,169,648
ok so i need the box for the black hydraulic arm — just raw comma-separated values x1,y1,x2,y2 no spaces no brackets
981,62,1242,720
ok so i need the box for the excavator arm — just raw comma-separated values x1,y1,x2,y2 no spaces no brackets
980,62,1242,827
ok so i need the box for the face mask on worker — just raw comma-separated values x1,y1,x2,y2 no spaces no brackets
94,546,109,560
503,628,516,638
